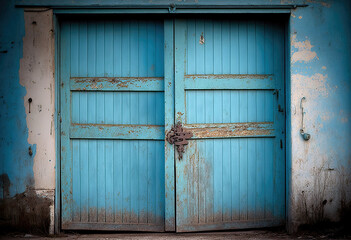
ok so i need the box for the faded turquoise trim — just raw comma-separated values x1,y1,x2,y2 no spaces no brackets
16,0,307,8
52,9,291,14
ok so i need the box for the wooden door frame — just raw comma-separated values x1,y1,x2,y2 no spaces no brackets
53,10,293,234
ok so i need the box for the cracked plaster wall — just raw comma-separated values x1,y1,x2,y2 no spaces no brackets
288,0,351,232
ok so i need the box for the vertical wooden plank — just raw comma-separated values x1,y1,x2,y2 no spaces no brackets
104,92,113,124
156,92,164,125
96,22,107,225
231,139,240,220
240,90,248,123
155,21,164,77
222,139,231,221
256,139,265,219
196,20,206,225
247,138,256,220
248,20,257,74
105,140,114,222
230,20,239,74
198,140,206,224
212,19,224,224
80,140,89,222
222,20,230,74
130,20,139,77
72,141,80,222
147,21,156,77
122,140,131,223
96,21,105,126
96,21,105,77
221,15,231,216
213,93,223,224
114,140,123,223
147,141,156,223
130,24,139,220
239,138,248,220
78,21,87,78
97,140,106,222
222,92,231,221
239,20,248,74
139,21,148,77
156,141,165,224
70,22,78,77
213,20,222,75
130,140,139,223
264,139,274,219
175,19,187,229
195,19,205,74
174,19,186,123
264,21,274,75
122,20,130,77
113,21,122,77
204,91,214,223
78,21,89,222
256,21,265,75
187,19,195,75
164,19,175,232
204,19,214,75
104,20,114,77
256,90,266,219
87,29,97,220
138,140,148,224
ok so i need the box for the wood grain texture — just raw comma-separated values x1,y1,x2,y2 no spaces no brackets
175,18,285,232
61,19,165,231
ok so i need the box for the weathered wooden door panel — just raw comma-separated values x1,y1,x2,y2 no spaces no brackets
61,19,165,231
175,19,285,232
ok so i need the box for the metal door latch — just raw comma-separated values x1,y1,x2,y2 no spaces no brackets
166,122,193,159
300,97,311,141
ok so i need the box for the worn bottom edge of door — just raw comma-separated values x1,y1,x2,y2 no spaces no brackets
176,219,285,232
62,222,165,232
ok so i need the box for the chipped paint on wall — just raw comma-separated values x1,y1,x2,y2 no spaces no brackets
291,35,318,63
19,9,55,191
288,0,351,232
0,0,35,198
17,9,55,234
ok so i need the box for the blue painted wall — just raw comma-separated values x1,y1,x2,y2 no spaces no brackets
0,0,36,198
288,0,351,229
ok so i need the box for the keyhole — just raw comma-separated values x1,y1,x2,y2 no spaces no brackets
28,98,32,113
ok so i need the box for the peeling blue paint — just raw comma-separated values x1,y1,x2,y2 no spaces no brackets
0,0,35,198
290,0,351,168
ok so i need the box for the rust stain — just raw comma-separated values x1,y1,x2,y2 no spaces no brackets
185,74,272,79
186,122,274,138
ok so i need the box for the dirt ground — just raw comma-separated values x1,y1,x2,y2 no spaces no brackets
1,227,351,240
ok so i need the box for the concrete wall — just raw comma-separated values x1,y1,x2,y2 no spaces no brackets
287,0,351,231
0,2,55,234
0,0,350,234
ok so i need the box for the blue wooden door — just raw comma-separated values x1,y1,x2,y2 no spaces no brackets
60,19,165,231
174,18,285,232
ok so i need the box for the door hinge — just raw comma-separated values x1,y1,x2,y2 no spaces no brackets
169,3,176,13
